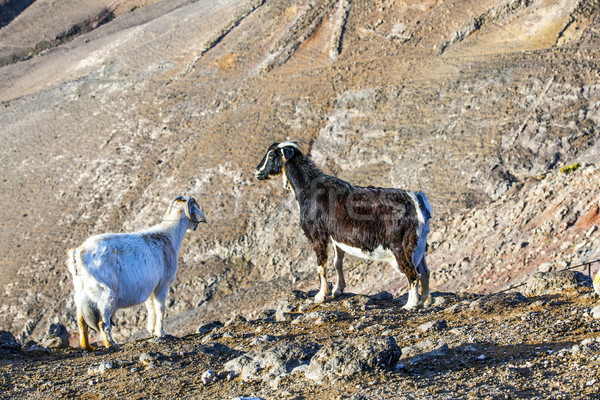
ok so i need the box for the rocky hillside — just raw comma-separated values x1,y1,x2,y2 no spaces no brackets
0,0,599,352
1,272,600,399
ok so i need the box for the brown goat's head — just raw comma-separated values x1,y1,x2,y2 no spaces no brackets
254,141,300,181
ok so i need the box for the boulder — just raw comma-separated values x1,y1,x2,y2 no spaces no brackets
522,271,593,296
0,330,20,354
305,336,401,382
224,341,319,384
469,292,529,311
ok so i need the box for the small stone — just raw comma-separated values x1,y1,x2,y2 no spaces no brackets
201,369,216,385
40,322,69,349
371,291,394,301
250,335,277,346
23,341,51,354
225,315,247,327
139,352,162,366
592,305,600,319
40,335,68,349
305,336,400,382
202,332,222,343
231,397,266,400
196,321,223,334
417,319,448,333
88,361,115,375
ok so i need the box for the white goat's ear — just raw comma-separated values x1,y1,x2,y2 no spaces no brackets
165,196,185,218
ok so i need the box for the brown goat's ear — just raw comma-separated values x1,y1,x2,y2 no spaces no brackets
281,146,295,162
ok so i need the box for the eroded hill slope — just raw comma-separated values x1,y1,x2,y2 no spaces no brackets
0,0,599,346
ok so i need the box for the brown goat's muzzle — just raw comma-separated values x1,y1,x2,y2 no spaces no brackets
255,170,268,180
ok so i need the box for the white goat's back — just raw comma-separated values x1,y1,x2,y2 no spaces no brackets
75,231,177,309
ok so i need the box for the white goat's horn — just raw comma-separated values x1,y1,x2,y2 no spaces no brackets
184,197,193,222
165,196,186,218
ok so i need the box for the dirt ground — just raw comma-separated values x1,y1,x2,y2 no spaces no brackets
2,285,600,399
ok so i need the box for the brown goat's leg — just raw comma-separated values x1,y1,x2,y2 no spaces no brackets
77,310,95,352
313,240,330,303
314,263,330,303
332,246,346,298
403,277,420,310
392,255,420,310
418,257,432,307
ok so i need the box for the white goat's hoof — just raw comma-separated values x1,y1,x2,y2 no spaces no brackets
332,288,344,298
105,344,120,352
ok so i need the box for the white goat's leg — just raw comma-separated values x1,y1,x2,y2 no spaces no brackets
314,263,330,304
403,278,420,310
145,297,156,336
152,286,169,337
77,309,94,352
332,246,346,298
418,257,432,308
97,293,119,349
98,313,119,350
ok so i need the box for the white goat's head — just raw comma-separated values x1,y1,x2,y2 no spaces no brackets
165,196,206,231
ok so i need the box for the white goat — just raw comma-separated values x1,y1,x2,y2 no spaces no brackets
67,196,206,351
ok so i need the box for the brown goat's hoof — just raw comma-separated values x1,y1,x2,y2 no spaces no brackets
314,292,329,304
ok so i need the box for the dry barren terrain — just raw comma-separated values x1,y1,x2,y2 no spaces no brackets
1,0,600,397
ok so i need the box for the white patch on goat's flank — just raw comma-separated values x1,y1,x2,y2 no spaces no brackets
407,192,425,227
331,238,395,262
407,192,430,267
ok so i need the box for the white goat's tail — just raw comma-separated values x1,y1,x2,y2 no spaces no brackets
66,247,101,332
67,248,78,276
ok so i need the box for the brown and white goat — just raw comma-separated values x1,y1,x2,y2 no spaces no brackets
255,141,432,309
